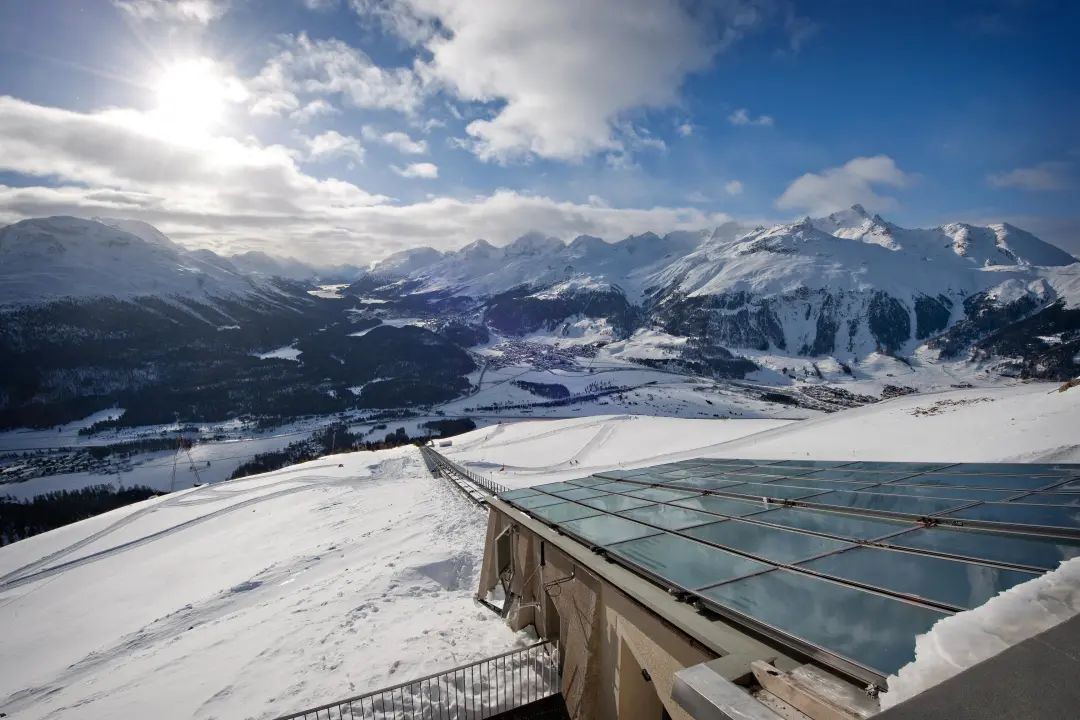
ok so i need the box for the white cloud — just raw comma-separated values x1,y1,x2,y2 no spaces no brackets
362,127,428,154
724,180,744,196
291,99,340,124
393,162,439,179
248,33,425,117
987,161,1071,191
111,0,230,24
352,0,773,162
301,0,338,10
304,131,365,163
677,122,694,137
0,95,740,264
776,155,913,215
728,108,774,127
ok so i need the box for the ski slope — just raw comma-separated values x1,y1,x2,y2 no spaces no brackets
1,381,1078,719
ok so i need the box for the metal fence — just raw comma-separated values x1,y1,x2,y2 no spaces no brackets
274,641,560,720
421,447,509,497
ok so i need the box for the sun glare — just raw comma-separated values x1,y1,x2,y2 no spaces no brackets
151,58,240,141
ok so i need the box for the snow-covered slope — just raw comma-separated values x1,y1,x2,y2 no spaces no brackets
1,382,1077,719
0,216,268,305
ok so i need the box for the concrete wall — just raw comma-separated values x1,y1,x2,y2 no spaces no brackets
478,509,715,720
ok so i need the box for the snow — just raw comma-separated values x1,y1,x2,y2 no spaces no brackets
2,382,1078,719
0,217,274,306
881,556,1080,709
0,448,529,720
252,344,302,361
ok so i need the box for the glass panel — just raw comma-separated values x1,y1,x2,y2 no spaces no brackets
551,487,611,501
721,482,828,501
1011,493,1080,507
685,520,853,563
593,481,650,494
809,491,969,517
532,481,586,493
946,503,1080,531
663,477,747,491
580,494,656,512
888,526,1080,571
861,484,1017,502
726,466,816,477
760,477,879,492
800,546,1037,610
753,507,914,541
618,504,722,531
673,495,771,517
657,469,700,479
939,463,1078,475
842,461,954,473
770,460,854,469
624,487,701,502
530,501,605,524
892,473,1053,491
633,473,685,485
499,488,542,500
804,469,926,483
559,514,661,546
607,532,771,589
568,475,619,486
697,458,763,467
512,493,567,509
700,570,948,676
1052,478,1080,492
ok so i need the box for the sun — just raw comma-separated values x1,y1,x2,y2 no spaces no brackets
150,58,241,141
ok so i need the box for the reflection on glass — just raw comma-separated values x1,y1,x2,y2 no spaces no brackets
888,526,1080,571
842,461,953,473
947,503,1080,531
685,520,852,563
593,481,650,493
512,493,568,509
551,487,610,501
617,504,722,530
770,460,854,469
752,507,914,540
700,569,947,676
499,488,541,500
804,469,918,483
530,501,604,524
893,473,1052,491
800,546,1036,610
862,484,1016,502
810,491,967,516
569,475,620,486
664,477,746,491
580,494,656,512
625,487,701,502
941,463,1077,475
560,514,661,546
722,482,827,501
532,481,586,493
607,532,770,589
673,495,770,517
1011,493,1080,507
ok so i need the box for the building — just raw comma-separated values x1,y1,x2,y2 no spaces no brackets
479,457,1080,719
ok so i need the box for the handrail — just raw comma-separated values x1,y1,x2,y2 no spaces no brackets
273,640,560,719
421,446,509,497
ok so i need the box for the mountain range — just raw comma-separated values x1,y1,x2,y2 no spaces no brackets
0,209,1077,430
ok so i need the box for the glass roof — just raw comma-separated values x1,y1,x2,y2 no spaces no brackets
494,457,1080,685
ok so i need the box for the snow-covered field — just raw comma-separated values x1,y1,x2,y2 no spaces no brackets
1,381,1078,719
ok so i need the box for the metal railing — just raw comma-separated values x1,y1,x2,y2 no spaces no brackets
274,641,560,720
421,446,509,497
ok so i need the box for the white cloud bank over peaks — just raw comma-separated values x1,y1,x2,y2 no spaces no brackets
776,155,913,215
987,161,1072,191
0,95,735,263
353,0,775,162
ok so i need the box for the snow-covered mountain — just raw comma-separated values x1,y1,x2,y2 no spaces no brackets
356,206,1079,378
0,216,273,306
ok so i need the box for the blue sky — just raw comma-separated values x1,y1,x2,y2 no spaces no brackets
0,0,1076,262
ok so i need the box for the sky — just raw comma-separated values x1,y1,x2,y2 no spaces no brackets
0,0,1076,264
